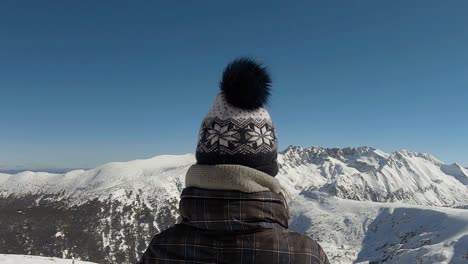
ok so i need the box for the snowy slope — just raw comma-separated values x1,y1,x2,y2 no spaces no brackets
0,254,96,264
289,191,468,264
0,154,194,203
441,163,468,185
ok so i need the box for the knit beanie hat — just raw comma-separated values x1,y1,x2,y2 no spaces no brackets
195,58,279,176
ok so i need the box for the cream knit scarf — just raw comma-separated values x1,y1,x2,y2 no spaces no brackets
185,164,284,195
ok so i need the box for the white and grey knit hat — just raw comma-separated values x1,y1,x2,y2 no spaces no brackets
195,58,279,176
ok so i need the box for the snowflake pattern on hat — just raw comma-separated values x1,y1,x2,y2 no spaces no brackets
197,116,276,154
205,123,238,147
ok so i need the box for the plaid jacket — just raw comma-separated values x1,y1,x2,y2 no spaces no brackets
137,188,330,264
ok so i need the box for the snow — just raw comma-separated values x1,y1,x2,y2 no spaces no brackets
0,173,11,185
441,163,468,185
289,191,468,264
278,146,468,207
0,254,96,264
0,154,195,204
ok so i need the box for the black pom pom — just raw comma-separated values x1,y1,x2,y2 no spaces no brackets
220,57,271,110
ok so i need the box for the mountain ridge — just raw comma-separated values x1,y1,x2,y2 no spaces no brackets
1,146,467,207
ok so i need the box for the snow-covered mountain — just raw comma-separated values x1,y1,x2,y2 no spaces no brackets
0,154,194,201
2,147,466,207
279,146,468,207
0,155,195,263
0,146,467,263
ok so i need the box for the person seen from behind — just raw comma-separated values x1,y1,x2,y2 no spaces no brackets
138,57,330,264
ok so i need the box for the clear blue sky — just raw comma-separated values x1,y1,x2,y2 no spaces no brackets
1,1,467,169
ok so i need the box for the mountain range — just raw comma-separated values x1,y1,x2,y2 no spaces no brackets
0,146,467,263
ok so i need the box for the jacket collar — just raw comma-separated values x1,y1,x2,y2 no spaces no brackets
179,187,289,232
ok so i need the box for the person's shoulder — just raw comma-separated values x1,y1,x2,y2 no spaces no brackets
148,224,197,244
284,230,330,264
